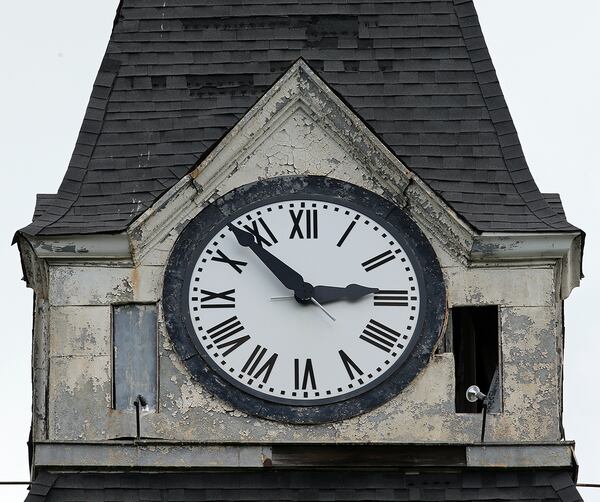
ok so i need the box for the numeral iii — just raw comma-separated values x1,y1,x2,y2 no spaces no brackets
374,290,409,307
339,350,363,380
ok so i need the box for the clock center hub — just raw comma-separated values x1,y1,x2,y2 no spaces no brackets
294,283,314,304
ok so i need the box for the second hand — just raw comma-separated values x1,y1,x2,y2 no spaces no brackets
270,296,336,322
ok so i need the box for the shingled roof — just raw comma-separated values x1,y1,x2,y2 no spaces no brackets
20,0,578,236
25,469,583,502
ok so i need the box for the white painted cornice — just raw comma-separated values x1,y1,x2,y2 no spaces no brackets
471,232,583,298
26,233,131,261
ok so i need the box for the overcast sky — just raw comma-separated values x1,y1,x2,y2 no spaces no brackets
1,2,598,501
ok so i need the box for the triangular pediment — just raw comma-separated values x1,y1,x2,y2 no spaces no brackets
129,59,474,265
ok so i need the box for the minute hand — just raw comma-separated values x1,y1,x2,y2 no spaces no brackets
228,224,312,299
312,284,379,305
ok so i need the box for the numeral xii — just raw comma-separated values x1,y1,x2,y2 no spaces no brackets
289,209,318,239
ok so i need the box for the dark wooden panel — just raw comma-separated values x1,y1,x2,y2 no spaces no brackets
272,444,467,467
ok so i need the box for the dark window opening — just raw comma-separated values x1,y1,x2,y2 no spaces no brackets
113,304,158,411
452,306,500,413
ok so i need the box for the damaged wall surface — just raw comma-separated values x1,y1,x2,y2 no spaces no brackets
23,63,574,450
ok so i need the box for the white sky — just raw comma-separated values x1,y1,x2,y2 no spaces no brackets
0,1,598,500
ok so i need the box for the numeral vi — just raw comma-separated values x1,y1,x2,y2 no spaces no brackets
294,358,317,390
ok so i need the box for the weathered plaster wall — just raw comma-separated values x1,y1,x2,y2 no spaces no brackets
36,64,565,445
42,258,562,444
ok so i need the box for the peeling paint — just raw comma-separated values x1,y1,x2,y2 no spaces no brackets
35,61,566,451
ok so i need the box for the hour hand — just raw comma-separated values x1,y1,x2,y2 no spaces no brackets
312,284,379,305
228,224,312,300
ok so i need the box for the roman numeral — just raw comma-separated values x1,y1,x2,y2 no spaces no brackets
200,289,235,308
339,350,363,380
362,250,396,272
289,209,318,239
241,345,278,383
243,218,278,247
294,358,317,390
360,319,402,353
336,221,357,247
211,249,247,274
207,316,250,356
374,290,409,307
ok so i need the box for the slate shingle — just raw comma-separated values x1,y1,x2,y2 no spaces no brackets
24,470,582,502
19,0,579,236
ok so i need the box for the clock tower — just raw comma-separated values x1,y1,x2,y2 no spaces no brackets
16,2,585,501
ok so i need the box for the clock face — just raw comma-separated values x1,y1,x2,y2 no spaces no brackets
187,199,420,405
164,177,446,423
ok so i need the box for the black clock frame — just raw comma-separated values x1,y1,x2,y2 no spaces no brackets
163,176,446,424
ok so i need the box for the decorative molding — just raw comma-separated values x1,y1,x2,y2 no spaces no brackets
16,235,49,299
472,232,583,299
26,234,131,261
128,59,476,265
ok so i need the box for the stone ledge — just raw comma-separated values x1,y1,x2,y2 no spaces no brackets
34,442,575,470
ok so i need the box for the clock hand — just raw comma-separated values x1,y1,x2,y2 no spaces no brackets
310,297,336,322
269,296,336,322
312,284,379,305
228,224,313,301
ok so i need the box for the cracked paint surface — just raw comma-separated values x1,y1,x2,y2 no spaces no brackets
38,61,565,447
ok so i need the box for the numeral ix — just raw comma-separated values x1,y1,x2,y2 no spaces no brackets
289,209,318,239
199,289,235,309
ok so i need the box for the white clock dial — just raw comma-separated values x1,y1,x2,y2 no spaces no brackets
187,199,421,404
